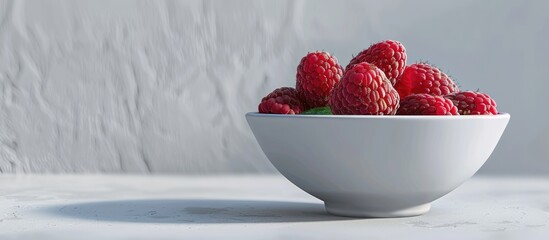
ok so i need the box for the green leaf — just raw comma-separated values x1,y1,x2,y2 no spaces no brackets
301,106,332,115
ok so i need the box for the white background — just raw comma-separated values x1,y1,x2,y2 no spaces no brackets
0,0,547,174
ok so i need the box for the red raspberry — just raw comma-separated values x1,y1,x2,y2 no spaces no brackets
329,62,400,115
397,93,459,115
394,63,459,99
346,40,407,85
444,91,498,115
258,87,305,114
296,51,343,108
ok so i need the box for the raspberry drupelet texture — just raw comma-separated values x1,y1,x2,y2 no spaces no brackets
346,40,407,85
445,91,498,115
258,87,305,114
397,93,459,115
329,62,400,115
296,51,343,108
394,63,459,99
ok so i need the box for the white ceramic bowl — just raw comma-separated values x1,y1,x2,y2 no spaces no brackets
246,113,510,218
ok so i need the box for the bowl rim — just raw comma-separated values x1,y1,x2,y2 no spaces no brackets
246,112,510,120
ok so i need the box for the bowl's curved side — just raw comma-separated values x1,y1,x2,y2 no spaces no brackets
246,113,510,216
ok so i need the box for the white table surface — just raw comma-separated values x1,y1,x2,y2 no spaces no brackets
0,175,548,239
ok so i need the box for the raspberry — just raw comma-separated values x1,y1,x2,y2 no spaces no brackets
346,40,407,85
444,91,498,115
329,62,400,115
397,93,459,115
296,51,343,108
394,63,459,99
258,87,305,114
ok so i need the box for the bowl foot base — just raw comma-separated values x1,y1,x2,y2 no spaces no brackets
325,202,431,218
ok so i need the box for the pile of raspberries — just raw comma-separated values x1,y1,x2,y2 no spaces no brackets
258,40,498,116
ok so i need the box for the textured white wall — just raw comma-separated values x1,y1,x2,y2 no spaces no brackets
0,0,547,174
